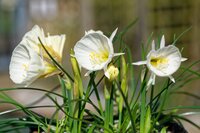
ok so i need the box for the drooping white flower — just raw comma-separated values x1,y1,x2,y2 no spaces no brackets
132,35,187,85
74,28,124,78
9,25,66,85
9,44,45,85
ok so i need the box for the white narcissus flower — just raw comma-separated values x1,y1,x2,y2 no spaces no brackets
132,35,187,85
9,25,66,85
9,44,45,85
74,28,124,78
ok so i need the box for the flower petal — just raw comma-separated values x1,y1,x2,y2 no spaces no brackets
110,28,118,42
132,61,147,65
22,25,45,52
168,75,175,83
160,35,165,48
104,71,110,79
152,40,155,51
113,53,125,57
147,73,156,86
85,30,103,35
45,34,66,61
84,70,93,76
181,58,187,62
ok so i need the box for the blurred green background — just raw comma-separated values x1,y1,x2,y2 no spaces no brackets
0,0,200,132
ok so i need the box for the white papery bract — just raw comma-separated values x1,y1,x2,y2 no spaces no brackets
74,29,123,78
9,25,66,85
132,35,187,85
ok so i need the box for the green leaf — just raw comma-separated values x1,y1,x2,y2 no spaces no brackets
144,106,151,133
88,124,96,133
160,127,167,133
115,18,138,42
115,81,136,132
171,91,200,100
172,26,192,45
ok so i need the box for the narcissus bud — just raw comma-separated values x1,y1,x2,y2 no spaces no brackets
105,65,119,81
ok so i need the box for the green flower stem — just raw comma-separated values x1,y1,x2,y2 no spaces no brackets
104,87,110,133
130,72,142,108
92,80,104,116
118,56,128,132
78,73,95,132
139,68,148,133
152,79,170,128
70,50,84,133
58,76,72,131
115,81,136,132
109,85,114,126
150,85,154,110
59,76,67,112
72,74,79,133
66,87,73,130
118,111,122,133
140,84,146,133
127,48,136,104
70,50,83,98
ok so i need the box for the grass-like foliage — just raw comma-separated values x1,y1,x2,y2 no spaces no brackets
1,22,200,133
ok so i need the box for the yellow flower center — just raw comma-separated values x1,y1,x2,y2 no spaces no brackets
89,50,109,65
150,57,168,68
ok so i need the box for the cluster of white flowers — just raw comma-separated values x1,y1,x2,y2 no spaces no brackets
9,25,186,86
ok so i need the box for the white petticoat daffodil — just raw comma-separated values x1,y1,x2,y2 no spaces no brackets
74,29,124,78
132,35,187,85
9,44,45,85
9,25,66,86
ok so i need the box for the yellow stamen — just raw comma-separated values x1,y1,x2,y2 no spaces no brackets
150,57,168,68
89,50,109,65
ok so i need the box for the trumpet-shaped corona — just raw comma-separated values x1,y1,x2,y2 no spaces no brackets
74,29,124,78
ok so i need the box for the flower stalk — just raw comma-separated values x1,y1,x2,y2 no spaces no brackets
70,50,84,133
118,56,128,131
